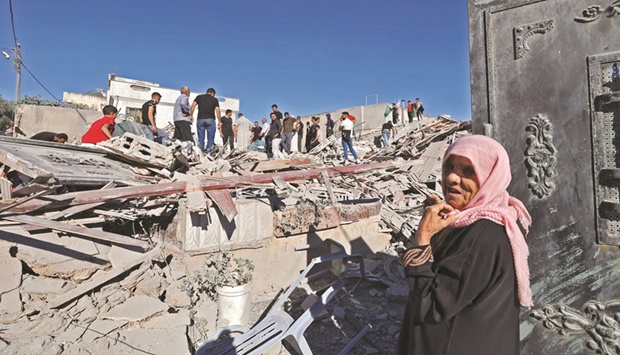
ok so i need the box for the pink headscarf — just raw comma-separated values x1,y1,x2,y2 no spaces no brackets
444,135,533,308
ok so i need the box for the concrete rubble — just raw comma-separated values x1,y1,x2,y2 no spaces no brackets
0,116,469,354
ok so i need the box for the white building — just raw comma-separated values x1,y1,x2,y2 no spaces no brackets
64,74,240,129
105,74,239,128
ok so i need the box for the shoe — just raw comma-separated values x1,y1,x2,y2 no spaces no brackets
355,159,361,164
342,161,348,166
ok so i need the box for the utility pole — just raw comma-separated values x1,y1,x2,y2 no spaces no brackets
14,43,21,101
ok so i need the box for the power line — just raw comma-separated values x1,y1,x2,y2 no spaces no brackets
20,61,62,103
9,0,18,48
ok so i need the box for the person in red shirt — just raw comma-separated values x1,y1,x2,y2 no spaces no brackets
81,105,117,144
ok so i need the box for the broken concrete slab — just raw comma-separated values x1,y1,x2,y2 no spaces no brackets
142,309,191,329
0,289,21,314
20,275,68,295
116,327,191,355
81,318,128,343
101,295,168,322
0,252,22,296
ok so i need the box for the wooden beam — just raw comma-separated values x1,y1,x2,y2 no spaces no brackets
7,163,397,214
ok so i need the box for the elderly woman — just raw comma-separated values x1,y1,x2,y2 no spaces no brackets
398,135,532,355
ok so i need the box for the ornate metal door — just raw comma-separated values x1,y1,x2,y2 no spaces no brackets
468,0,620,353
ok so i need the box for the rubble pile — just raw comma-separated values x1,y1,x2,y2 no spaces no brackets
0,116,469,354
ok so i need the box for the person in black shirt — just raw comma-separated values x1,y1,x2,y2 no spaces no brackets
190,88,221,154
266,112,282,159
140,92,168,145
219,109,236,152
31,132,68,143
295,116,304,152
250,121,263,142
381,120,396,148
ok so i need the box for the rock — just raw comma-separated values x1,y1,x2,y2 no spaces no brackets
365,346,380,354
134,269,165,298
82,319,128,343
388,308,401,318
0,289,21,314
6,231,111,281
388,325,401,337
386,286,408,302
164,280,192,308
376,313,389,321
0,253,22,295
142,310,191,329
369,305,383,314
102,295,168,322
368,289,379,297
116,327,190,355
21,275,68,295
332,306,346,321
108,245,147,269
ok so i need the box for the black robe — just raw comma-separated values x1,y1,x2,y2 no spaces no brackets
398,219,520,355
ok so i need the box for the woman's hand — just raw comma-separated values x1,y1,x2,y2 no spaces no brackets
416,195,459,245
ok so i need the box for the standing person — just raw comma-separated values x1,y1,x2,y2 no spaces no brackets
281,112,295,154
261,118,270,142
339,112,360,164
82,105,118,145
407,100,415,123
305,117,315,153
310,124,322,150
266,112,282,159
398,135,532,355
31,132,68,143
140,92,167,144
416,98,424,120
190,88,221,156
391,103,400,125
173,86,193,142
325,113,335,138
381,119,396,148
271,104,283,121
295,116,304,153
219,109,235,152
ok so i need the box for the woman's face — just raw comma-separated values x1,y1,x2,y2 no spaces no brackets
442,155,480,209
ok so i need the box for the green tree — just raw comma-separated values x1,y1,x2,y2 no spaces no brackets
0,95,15,119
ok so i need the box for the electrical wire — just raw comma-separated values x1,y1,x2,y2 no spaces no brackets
7,0,88,123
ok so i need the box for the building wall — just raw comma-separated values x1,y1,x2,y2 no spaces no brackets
15,105,102,142
62,92,106,110
299,102,411,140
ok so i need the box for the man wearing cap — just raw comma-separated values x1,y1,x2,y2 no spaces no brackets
326,113,335,138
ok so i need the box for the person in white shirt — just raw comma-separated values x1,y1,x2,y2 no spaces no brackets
261,118,270,141
339,112,360,164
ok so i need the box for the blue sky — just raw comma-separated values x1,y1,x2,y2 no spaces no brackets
0,0,471,120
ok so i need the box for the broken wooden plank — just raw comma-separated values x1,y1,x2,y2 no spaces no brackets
9,163,397,214
241,158,313,172
205,190,238,222
1,215,150,251
48,245,164,309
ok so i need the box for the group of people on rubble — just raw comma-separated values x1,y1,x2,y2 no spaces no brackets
15,88,423,166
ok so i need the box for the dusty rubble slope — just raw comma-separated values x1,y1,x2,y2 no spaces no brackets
0,116,469,354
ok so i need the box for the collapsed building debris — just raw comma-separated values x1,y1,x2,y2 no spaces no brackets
0,116,469,354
